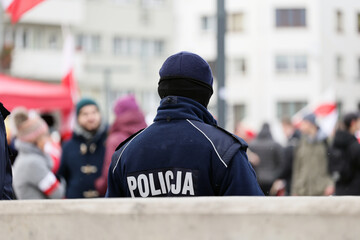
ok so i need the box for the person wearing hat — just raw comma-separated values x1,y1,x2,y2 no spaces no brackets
291,113,334,196
11,108,65,199
0,103,15,200
58,98,107,198
106,51,263,197
330,112,360,195
95,94,147,196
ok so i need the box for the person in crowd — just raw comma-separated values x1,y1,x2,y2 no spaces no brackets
330,112,360,195
0,102,15,200
95,94,147,196
40,113,62,174
291,113,334,196
106,51,263,197
271,117,301,196
11,108,65,199
249,123,285,195
234,122,260,167
58,98,107,198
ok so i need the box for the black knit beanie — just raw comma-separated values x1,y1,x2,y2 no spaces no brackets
158,51,213,108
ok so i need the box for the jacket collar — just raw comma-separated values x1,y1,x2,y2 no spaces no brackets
15,139,43,155
73,120,107,142
154,96,217,126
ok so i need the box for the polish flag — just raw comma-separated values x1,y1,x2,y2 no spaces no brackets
313,103,338,137
61,33,79,102
61,32,79,140
1,0,46,24
293,102,338,137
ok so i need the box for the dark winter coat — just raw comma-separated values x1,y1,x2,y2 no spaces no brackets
58,122,107,198
106,96,263,197
276,130,301,195
95,109,147,196
332,129,360,195
0,103,15,200
249,124,285,191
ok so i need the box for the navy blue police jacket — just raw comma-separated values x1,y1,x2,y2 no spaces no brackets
106,96,264,197
0,103,15,200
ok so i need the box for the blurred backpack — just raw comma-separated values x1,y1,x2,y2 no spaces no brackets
328,144,356,183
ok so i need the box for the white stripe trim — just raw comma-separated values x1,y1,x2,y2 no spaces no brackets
186,119,227,168
38,172,57,192
112,128,147,174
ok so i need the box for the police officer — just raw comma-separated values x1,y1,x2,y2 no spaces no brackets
106,52,263,197
0,102,15,200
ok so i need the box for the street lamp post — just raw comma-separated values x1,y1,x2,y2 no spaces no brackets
216,0,226,128
85,65,129,123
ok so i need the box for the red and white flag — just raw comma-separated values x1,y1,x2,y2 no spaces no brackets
61,32,79,102
60,31,79,140
293,102,338,137
1,0,46,24
313,103,338,137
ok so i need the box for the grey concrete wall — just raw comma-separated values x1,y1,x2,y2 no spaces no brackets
0,197,359,240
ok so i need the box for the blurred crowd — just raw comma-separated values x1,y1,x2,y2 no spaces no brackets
2,94,147,199
236,111,360,196
1,95,360,199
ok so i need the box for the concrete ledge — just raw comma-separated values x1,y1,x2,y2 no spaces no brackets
0,197,359,240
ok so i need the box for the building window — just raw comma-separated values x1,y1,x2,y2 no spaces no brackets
140,39,151,57
228,12,244,32
113,37,134,56
48,33,59,49
141,0,165,7
294,56,307,72
89,35,101,53
336,10,343,33
33,30,43,49
201,16,215,32
76,34,101,54
76,34,84,51
277,101,307,119
275,55,307,73
154,40,164,56
234,104,246,124
336,55,343,78
234,58,247,75
275,8,306,27
21,29,30,49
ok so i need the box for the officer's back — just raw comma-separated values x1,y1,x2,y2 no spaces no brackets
106,52,264,197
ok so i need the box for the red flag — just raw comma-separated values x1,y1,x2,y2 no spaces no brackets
2,0,45,24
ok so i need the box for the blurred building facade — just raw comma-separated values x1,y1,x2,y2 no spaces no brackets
0,0,173,121
1,0,360,136
173,0,360,138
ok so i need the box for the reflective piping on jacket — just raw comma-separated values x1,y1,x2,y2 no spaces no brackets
112,128,147,174
186,119,228,168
